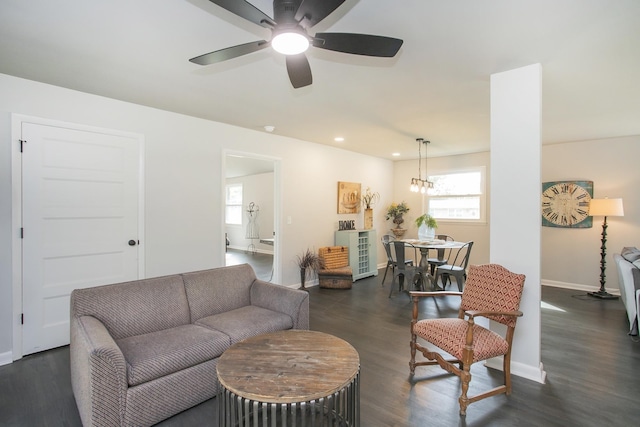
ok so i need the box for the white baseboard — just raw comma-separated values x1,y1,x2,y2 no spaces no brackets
0,351,13,366
484,358,547,384
541,279,620,295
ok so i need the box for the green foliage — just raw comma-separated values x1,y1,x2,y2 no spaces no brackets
385,201,410,220
415,213,438,229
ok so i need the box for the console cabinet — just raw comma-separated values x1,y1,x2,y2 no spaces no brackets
335,229,378,281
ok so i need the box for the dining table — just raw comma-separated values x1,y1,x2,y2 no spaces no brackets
400,239,467,289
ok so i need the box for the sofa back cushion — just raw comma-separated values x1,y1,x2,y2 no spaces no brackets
182,264,256,322
621,247,640,263
71,275,191,340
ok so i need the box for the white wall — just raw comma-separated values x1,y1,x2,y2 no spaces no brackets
542,135,640,291
0,73,393,357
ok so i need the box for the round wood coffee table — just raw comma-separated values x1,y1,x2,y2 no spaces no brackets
217,330,360,426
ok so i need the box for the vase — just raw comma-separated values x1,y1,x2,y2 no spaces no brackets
364,208,373,230
391,228,406,238
418,224,436,240
299,267,308,291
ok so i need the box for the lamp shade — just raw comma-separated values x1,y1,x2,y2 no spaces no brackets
589,198,624,217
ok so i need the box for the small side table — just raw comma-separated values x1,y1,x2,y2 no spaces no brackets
217,330,360,426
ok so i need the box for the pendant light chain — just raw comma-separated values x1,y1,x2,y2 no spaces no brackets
410,138,434,193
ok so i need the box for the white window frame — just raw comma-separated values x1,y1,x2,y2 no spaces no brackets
225,183,243,225
424,166,487,224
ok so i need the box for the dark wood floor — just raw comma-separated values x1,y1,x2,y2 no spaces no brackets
1,267,639,426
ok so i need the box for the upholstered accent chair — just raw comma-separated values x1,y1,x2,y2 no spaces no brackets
409,264,525,416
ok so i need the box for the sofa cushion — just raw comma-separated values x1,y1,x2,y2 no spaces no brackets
116,324,230,386
182,264,256,322
195,305,293,345
71,275,191,340
621,247,640,263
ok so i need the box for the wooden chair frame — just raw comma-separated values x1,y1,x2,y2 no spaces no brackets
409,264,524,416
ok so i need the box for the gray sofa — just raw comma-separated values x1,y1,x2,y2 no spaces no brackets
614,247,640,335
70,263,309,427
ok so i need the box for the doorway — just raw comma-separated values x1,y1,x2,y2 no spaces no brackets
223,151,280,282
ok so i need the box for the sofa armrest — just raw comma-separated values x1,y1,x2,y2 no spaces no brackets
250,279,310,330
71,314,128,427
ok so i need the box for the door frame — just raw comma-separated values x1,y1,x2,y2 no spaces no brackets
221,150,282,283
10,114,146,361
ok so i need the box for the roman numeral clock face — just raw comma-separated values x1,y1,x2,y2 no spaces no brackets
541,181,593,228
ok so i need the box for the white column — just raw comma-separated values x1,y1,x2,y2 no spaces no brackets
488,64,546,383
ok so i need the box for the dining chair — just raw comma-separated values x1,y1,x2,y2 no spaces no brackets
434,241,474,291
409,264,525,416
381,235,413,286
426,234,455,276
389,241,425,297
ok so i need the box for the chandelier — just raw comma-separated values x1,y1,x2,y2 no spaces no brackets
409,138,434,194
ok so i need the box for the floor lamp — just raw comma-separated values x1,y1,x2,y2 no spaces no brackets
588,198,624,299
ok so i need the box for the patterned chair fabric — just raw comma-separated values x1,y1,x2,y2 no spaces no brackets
409,263,525,416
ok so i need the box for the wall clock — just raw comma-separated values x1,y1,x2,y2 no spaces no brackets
541,180,593,228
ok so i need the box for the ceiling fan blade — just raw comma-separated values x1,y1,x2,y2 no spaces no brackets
286,54,312,88
295,0,345,29
208,0,276,28
189,40,269,65
313,33,403,57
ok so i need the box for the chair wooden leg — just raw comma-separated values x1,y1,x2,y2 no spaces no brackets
459,366,471,416
409,334,417,375
504,352,512,394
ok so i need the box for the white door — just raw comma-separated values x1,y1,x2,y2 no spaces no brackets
21,122,142,355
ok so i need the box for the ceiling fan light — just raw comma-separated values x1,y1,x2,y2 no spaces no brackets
272,31,309,55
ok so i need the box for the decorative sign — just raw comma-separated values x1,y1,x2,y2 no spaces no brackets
338,220,356,230
541,180,593,228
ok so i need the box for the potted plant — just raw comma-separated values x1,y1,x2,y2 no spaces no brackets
386,202,410,237
415,213,438,240
361,187,380,230
296,248,325,291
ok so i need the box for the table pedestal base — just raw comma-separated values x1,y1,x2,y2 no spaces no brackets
218,372,360,427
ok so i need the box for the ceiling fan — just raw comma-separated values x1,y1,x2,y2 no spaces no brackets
189,0,403,88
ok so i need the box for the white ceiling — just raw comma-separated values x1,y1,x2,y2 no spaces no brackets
1,0,639,160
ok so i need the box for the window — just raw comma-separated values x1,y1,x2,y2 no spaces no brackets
225,183,243,225
426,168,486,222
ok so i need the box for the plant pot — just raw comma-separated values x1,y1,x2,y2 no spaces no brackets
391,228,406,238
418,224,436,240
364,208,373,230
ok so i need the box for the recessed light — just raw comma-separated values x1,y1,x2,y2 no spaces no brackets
264,125,275,132
334,137,345,142
392,152,401,157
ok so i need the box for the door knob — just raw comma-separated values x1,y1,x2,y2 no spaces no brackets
128,240,137,246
